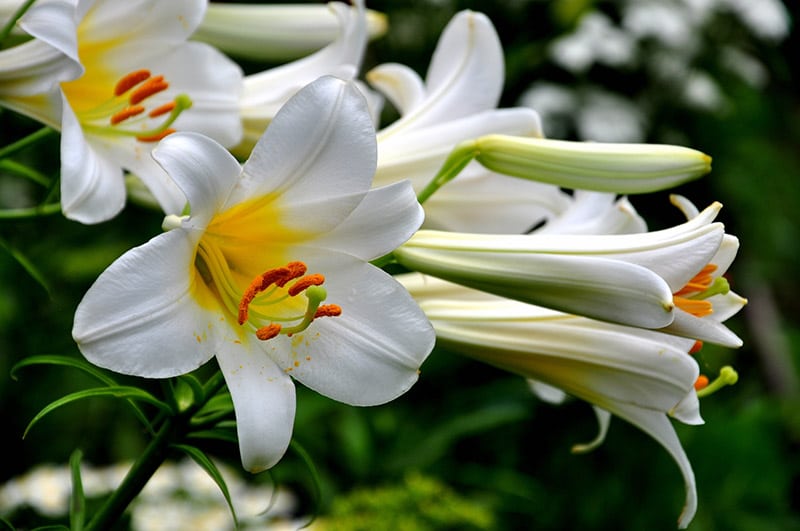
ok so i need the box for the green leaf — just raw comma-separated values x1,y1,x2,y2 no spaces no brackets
0,238,51,295
11,355,153,431
0,517,15,530
69,449,86,531
176,374,205,409
172,444,239,528
289,440,321,529
187,427,238,444
24,386,172,438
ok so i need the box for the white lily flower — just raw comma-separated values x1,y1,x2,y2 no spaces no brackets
397,272,705,528
395,202,742,338
533,190,647,235
72,77,435,472
193,2,387,61
367,10,555,232
0,0,243,223
235,0,369,158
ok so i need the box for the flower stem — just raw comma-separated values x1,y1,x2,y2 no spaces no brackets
83,419,177,531
83,369,229,531
416,140,476,204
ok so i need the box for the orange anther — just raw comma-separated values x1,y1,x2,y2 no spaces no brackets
314,304,342,318
148,101,177,118
674,297,713,318
129,75,168,105
256,323,282,341
694,375,710,391
114,69,151,96
689,340,704,355
674,264,718,296
136,128,175,143
288,274,325,296
110,105,145,125
238,262,308,324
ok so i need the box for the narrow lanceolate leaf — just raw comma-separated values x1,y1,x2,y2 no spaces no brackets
0,237,51,294
23,386,171,438
11,355,151,429
172,444,238,529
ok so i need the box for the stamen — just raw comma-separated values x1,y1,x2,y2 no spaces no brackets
148,101,177,118
694,375,709,391
288,274,325,296
689,340,704,355
256,324,282,341
114,69,151,96
136,128,176,143
674,264,718,296
674,296,713,318
315,304,342,318
238,263,307,324
696,366,739,398
110,105,145,125
237,261,342,341
129,75,168,105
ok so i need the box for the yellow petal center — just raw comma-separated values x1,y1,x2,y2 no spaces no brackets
190,195,340,341
59,11,191,142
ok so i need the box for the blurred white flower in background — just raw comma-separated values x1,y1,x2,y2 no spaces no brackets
0,459,297,530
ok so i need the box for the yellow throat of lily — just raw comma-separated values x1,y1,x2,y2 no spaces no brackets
62,68,193,143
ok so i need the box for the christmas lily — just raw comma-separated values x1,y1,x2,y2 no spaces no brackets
367,10,557,232
72,76,435,472
235,0,369,158
0,0,243,223
193,1,387,61
395,201,741,340
396,272,709,528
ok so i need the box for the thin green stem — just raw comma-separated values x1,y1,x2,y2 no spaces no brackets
0,0,37,45
83,419,177,531
0,127,56,160
0,202,61,219
83,369,230,531
416,141,477,204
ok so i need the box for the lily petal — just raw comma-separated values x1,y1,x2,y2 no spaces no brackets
268,251,435,406
216,344,296,473
422,171,571,233
366,63,426,116
313,180,424,260
19,0,81,66
60,94,127,223
151,131,243,225
395,235,676,329
534,191,647,235
239,0,367,121
610,402,697,529
76,0,205,44
194,2,387,62
571,407,612,453
376,108,543,188
236,76,376,233
72,229,217,378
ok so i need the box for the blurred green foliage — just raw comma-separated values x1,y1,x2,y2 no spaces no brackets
1,0,799,530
